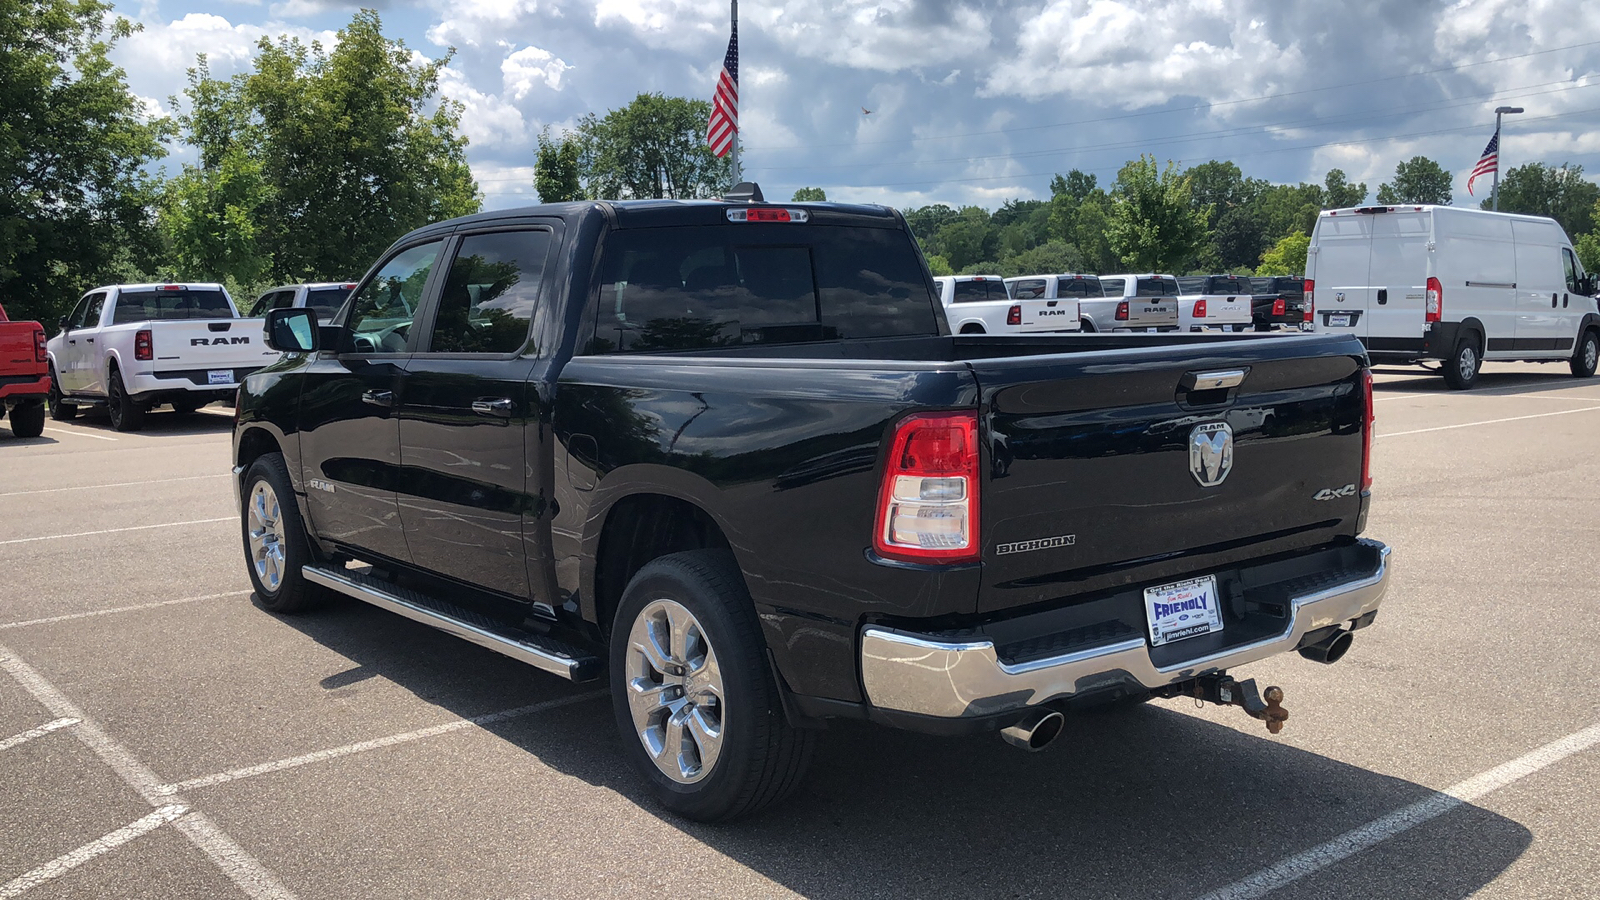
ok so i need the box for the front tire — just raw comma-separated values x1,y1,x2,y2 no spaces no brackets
1570,329,1598,378
1442,336,1481,390
47,365,76,420
9,402,45,438
241,453,326,613
610,550,814,822
107,367,145,432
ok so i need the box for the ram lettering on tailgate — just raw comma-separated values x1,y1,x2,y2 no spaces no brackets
191,337,251,346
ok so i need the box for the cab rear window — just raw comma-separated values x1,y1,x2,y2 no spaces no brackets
589,225,938,353
111,289,232,324
304,288,351,318
1009,279,1047,300
1135,278,1179,297
1054,277,1101,297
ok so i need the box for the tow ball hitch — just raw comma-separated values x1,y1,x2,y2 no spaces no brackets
1192,674,1288,734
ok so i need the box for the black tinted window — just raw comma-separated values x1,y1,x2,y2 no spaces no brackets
952,281,989,303
347,241,442,352
1135,277,1178,297
1213,277,1246,294
1010,279,1047,299
428,231,552,354
1100,278,1125,296
111,289,231,324
1177,277,1204,295
304,288,351,319
1055,277,1100,297
591,225,936,353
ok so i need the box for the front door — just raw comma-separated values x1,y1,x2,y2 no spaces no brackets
59,292,106,393
396,226,557,601
298,239,445,564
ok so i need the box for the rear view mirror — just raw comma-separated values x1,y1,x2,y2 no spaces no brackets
264,307,320,353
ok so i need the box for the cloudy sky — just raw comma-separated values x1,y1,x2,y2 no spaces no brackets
110,0,1600,212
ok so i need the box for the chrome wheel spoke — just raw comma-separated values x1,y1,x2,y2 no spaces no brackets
247,481,289,593
624,598,726,785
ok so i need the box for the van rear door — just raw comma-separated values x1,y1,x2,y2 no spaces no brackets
1310,214,1372,340
1365,211,1430,352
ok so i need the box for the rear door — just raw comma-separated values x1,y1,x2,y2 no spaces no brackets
1364,212,1430,349
396,225,558,600
298,239,445,564
1309,215,1372,338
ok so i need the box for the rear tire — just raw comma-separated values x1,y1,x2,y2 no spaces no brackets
107,367,145,432
1080,319,1097,333
9,401,45,438
1442,336,1481,390
959,324,986,335
47,365,76,420
610,549,814,822
1570,329,1598,378
241,453,327,614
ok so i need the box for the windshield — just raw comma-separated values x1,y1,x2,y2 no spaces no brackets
111,289,233,324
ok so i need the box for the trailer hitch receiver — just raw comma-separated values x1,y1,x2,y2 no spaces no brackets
1192,674,1288,734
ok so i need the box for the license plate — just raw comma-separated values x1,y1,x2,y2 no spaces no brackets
1326,314,1352,327
1143,575,1224,646
207,369,233,385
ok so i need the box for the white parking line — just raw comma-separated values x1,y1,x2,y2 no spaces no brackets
0,474,230,498
1380,405,1600,438
0,645,297,900
0,717,80,751
159,690,609,794
0,591,249,631
1193,721,1600,900
0,804,189,899
0,517,233,547
43,427,118,442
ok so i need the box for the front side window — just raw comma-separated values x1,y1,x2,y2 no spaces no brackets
346,241,442,353
427,230,552,354
247,293,274,318
68,293,102,329
1563,248,1582,293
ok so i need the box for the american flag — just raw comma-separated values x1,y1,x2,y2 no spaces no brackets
1467,132,1498,197
707,22,738,157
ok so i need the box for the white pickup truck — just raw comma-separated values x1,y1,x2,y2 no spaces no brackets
935,275,1079,334
45,283,277,431
1175,275,1255,332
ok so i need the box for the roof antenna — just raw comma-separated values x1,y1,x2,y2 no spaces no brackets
725,182,764,202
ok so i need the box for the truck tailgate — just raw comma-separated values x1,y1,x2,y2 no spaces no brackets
147,320,275,372
1,323,42,373
971,335,1367,613
1124,299,1178,329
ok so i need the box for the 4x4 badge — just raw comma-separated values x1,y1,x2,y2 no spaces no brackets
1188,422,1233,487
1313,483,1356,501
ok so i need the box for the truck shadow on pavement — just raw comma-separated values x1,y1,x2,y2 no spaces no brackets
1373,367,1597,397
54,407,236,437
275,597,1531,900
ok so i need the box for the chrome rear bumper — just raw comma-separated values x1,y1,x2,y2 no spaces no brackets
861,541,1392,719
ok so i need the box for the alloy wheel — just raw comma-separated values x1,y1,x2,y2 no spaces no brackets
1586,336,1597,372
247,480,287,593
1459,346,1477,381
624,598,725,784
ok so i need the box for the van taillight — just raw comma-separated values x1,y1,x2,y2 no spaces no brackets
34,328,47,363
1192,299,1207,318
1303,280,1315,323
1272,298,1285,317
1361,368,1374,493
134,329,152,361
874,412,981,563
1007,305,1021,326
1425,277,1443,323
1115,301,1129,321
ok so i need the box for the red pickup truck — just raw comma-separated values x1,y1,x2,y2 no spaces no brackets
0,303,50,438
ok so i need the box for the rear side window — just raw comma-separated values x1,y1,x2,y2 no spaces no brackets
1010,279,1048,300
111,289,231,324
304,288,352,319
590,224,937,353
427,230,552,354
1101,278,1126,296
1134,278,1178,297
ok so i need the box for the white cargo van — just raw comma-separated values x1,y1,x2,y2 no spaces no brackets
1307,205,1599,389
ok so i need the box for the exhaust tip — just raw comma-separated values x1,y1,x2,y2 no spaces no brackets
1000,709,1065,752
1298,629,1353,664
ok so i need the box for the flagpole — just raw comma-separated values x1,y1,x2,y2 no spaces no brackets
730,0,740,184
1491,114,1502,212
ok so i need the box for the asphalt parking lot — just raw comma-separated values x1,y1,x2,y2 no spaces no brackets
2,361,1598,900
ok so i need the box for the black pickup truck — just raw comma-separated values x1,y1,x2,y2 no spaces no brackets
1249,275,1310,331
234,189,1390,821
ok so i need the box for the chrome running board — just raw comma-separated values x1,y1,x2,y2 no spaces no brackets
302,566,601,682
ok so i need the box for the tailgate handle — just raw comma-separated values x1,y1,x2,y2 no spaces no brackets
208,322,232,332
1182,369,1248,391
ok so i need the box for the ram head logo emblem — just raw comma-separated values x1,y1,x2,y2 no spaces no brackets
1188,422,1234,487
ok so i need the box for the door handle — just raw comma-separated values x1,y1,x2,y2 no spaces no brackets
1553,293,1559,308
361,389,394,407
1564,293,1570,308
472,398,514,418
86,337,94,343
1376,289,1387,305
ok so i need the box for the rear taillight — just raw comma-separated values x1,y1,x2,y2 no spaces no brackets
134,329,152,361
874,412,981,563
1361,368,1374,492
1272,298,1285,317
1007,305,1021,326
1192,299,1207,318
1303,279,1315,323
34,328,47,363
1425,277,1442,324
1115,301,1129,321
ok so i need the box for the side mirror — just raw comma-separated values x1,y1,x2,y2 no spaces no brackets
58,316,69,332
264,307,320,353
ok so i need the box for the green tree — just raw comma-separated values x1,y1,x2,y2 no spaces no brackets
158,143,274,291
1376,156,1452,205
574,93,731,199
1072,194,1120,274
924,254,954,277
1106,156,1209,272
933,207,999,272
1257,231,1310,276
1002,240,1082,277
1211,206,1268,271
1323,169,1367,208
1577,200,1600,275
791,186,826,202
0,0,172,324
1485,163,1599,239
535,129,583,202
1046,169,1097,243
168,11,480,287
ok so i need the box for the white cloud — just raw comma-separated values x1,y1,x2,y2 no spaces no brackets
501,45,572,99
427,0,543,48
438,65,531,150
114,13,336,110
